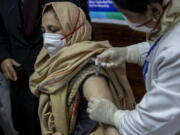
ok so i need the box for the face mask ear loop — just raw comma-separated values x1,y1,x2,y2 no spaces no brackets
150,2,170,32
140,1,170,33
136,18,153,27
60,9,86,40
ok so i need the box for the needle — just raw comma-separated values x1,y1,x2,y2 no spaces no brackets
95,64,101,77
90,58,101,77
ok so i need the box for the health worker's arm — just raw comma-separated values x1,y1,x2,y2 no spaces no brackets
126,42,150,65
120,46,180,135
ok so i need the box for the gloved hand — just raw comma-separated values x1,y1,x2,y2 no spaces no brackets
87,97,126,128
95,47,127,68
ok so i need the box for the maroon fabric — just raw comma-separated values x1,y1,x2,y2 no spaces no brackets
22,0,41,36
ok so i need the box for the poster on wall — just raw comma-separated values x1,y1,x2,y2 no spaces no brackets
89,0,127,25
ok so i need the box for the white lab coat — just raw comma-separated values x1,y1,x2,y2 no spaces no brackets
119,23,180,135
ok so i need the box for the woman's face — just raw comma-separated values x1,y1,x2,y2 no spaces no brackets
120,3,163,28
41,11,64,34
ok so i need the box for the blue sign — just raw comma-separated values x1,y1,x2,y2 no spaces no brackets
88,0,126,25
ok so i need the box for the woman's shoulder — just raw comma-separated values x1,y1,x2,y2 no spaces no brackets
70,63,106,87
68,63,97,91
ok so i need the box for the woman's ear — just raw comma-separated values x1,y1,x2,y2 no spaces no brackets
149,3,164,21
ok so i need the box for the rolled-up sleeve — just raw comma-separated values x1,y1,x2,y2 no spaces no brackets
120,46,180,135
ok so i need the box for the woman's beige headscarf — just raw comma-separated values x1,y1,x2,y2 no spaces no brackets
44,2,92,45
148,0,180,40
30,2,135,135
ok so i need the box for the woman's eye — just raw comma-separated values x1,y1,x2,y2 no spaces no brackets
50,29,58,33
49,27,59,33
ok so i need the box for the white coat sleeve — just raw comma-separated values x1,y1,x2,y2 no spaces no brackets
126,42,150,65
119,46,180,135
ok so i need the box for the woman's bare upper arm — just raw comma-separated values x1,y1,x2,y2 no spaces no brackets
82,75,113,101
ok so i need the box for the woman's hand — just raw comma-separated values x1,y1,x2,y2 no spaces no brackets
0,58,21,81
95,47,127,68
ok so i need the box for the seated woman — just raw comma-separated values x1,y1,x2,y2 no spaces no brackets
29,2,135,135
